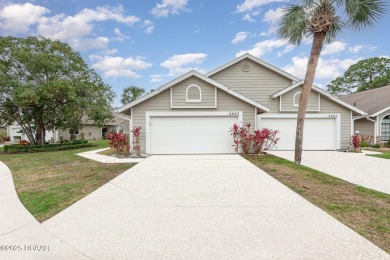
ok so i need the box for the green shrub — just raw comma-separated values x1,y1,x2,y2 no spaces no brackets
372,143,381,149
4,140,91,153
360,141,370,147
388,137,390,147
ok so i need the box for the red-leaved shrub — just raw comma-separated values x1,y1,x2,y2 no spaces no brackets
351,135,361,152
253,128,279,153
230,123,279,154
107,132,129,156
18,140,29,146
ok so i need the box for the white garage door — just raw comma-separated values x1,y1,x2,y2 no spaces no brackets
259,117,337,150
150,116,238,154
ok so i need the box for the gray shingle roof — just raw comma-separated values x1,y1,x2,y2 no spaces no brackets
338,85,390,115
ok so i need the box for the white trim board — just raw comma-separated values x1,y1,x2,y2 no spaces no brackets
145,111,243,154
371,105,390,117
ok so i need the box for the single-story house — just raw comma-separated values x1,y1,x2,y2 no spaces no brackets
118,53,366,155
6,111,131,142
339,85,390,145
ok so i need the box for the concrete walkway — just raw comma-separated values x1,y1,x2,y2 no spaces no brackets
77,148,144,163
0,162,87,259
268,151,390,195
42,155,388,259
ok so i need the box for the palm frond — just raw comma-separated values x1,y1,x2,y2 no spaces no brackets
345,0,386,31
277,5,309,45
325,17,343,43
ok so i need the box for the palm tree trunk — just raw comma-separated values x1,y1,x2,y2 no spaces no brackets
294,32,326,165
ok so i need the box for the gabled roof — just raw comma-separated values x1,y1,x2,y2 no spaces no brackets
117,70,270,113
206,53,300,82
271,81,367,115
338,85,390,116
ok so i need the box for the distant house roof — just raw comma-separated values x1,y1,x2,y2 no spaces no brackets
338,85,390,116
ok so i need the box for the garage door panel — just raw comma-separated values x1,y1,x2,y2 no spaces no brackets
259,117,336,150
150,116,237,154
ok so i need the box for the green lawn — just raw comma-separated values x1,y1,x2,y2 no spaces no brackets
245,154,390,254
0,140,134,222
368,150,390,160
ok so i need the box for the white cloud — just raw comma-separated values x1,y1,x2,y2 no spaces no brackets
347,44,377,54
283,56,362,81
236,0,285,21
232,32,250,45
242,13,255,22
143,20,154,34
260,7,284,36
151,0,190,18
150,74,163,83
0,4,140,50
322,41,347,55
161,53,207,76
236,38,289,57
114,28,130,41
0,3,49,33
348,45,363,54
91,55,152,79
37,6,140,43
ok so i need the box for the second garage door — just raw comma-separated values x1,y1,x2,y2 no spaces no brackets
149,116,238,154
259,116,338,150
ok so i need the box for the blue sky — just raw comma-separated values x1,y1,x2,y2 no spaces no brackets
1,0,389,107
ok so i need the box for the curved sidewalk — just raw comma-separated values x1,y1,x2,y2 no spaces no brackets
0,161,88,259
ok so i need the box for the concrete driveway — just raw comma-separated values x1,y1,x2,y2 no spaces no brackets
268,151,390,195
41,155,388,259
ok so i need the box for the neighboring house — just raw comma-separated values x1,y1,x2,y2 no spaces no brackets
6,111,130,142
0,123,6,133
118,53,365,155
6,122,56,142
339,85,390,145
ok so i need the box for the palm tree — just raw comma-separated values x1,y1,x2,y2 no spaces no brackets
120,86,145,105
278,0,386,165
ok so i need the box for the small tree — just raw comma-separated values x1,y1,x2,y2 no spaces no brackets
326,57,390,94
0,36,114,145
120,86,145,105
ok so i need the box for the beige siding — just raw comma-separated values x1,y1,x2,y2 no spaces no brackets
378,109,390,141
59,126,103,141
319,96,351,149
171,76,216,107
355,119,375,136
132,88,256,154
280,87,319,111
210,58,292,112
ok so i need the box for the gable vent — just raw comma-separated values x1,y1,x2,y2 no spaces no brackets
241,62,251,72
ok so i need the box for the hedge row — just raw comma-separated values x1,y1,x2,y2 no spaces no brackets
4,140,92,153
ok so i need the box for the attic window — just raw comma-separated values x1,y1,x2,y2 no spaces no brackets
186,84,202,102
293,92,301,107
